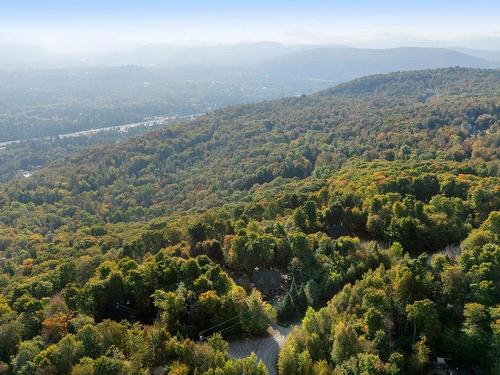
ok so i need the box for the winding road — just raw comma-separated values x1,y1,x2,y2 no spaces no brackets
228,324,296,375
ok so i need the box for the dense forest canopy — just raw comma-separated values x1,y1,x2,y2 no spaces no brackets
0,68,498,374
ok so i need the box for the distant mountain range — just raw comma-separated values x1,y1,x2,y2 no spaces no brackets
86,44,499,87
450,47,500,62
1,41,499,70
256,46,499,82
82,43,500,71
89,42,320,67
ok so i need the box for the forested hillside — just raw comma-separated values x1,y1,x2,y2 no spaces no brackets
0,68,498,374
4,68,498,228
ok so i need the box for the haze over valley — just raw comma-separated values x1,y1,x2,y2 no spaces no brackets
1,43,499,143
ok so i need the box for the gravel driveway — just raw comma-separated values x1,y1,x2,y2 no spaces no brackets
228,324,295,375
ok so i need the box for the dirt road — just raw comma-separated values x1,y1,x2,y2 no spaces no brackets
228,324,295,375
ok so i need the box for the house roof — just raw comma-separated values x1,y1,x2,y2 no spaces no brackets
252,270,281,289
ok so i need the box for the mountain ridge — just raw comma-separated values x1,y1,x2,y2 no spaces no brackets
258,47,499,81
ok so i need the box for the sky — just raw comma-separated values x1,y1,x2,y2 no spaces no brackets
1,0,500,53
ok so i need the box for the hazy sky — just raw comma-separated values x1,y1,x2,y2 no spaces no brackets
2,0,500,53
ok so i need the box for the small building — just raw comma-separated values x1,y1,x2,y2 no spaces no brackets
252,269,281,297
